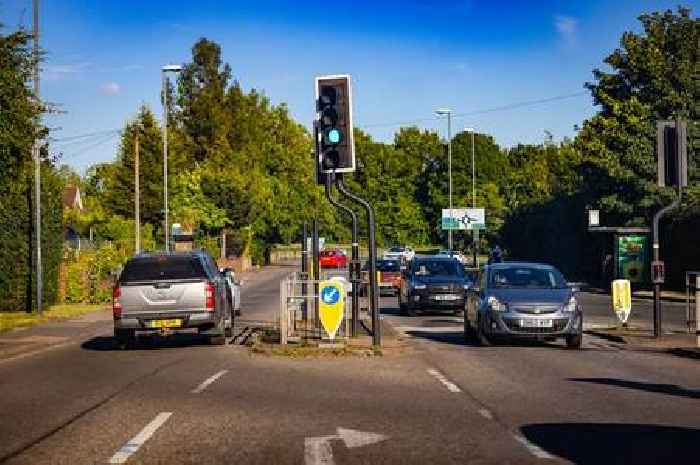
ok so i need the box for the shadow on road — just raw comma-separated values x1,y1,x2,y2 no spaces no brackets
520,423,700,464
81,334,214,351
569,377,700,400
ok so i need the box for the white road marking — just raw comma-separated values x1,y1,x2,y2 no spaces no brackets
427,368,462,393
191,370,228,394
478,408,493,420
513,434,554,459
108,412,172,464
304,428,388,465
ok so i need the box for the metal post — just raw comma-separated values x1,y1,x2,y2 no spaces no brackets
162,71,169,252
447,112,453,251
696,276,700,347
652,197,680,338
337,176,380,346
471,129,476,268
134,132,140,254
312,219,320,336
325,173,359,337
301,222,308,322
32,0,42,314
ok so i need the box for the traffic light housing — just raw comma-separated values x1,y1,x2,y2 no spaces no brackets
656,120,688,188
315,75,354,180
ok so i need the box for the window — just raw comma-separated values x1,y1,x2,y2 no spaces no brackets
488,266,566,289
120,256,208,283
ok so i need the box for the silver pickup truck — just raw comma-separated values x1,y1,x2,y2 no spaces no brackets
113,251,232,347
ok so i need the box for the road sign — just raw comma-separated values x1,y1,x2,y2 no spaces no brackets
441,208,485,230
611,279,632,324
319,280,345,340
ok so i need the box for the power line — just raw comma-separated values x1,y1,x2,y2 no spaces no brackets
57,131,121,161
359,91,588,129
50,128,122,144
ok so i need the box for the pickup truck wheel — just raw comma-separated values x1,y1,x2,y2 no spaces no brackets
224,310,234,338
565,331,582,349
115,329,135,349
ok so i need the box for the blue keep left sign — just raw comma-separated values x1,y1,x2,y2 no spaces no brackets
321,285,340,305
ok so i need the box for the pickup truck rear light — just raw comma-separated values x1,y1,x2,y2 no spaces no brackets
112,285,122,318
205,282,216,311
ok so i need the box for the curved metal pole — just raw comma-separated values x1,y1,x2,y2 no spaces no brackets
336,176,380,346
325,173,359,337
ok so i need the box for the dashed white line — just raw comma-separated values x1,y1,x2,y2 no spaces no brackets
427,368,462,393
108,412,172,464
478,408,493,420
191,370,228,394
513,434,554,459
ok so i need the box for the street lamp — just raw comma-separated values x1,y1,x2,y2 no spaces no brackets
435,108,453,251
465,127,477,267
162,64,182,252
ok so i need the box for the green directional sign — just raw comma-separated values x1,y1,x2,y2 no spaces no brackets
441,208,486,230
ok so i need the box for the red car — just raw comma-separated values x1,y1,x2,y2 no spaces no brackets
319,249,348,268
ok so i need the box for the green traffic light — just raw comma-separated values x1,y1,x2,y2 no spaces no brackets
328,128,341,144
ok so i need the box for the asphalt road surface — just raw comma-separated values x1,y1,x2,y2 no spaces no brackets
0,267,697,465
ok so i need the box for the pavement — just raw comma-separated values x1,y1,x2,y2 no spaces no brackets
0,266,698,465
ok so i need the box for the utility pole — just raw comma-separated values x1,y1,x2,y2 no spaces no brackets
162,71,169,252
134,132,140,254
435,109,453,251
469,128,477,267
33,0,42,314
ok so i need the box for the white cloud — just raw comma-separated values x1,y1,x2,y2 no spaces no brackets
554,15,578,47
99,82,121,95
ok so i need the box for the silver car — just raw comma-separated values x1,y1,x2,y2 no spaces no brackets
113,251,232,347
465,262,583,348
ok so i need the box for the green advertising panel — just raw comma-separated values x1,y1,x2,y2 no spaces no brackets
614,235,649,284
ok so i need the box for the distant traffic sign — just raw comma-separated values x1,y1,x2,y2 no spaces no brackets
441,208,485,230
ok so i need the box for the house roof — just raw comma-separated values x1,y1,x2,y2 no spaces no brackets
62,185,83,210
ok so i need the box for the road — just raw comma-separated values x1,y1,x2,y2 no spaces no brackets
0,267,697,464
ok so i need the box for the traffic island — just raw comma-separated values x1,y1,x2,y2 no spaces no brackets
585,325,699,359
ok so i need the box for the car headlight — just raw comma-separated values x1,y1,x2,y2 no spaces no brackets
563,296,577,312
413,283,426,290
487,296,507,312
463,284,471,290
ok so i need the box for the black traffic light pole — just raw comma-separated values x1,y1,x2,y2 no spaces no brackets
652,196,680,338
336,175,381,346
324,172,359,337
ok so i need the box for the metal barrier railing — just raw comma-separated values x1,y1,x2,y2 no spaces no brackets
685,271,699,333
279,272,352,345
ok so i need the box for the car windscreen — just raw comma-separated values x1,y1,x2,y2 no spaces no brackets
377,260,400,272
413,260,463,276
389,247,405,252
488,266,566,289
120,256,208,283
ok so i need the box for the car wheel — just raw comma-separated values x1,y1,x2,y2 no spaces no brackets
463,313,473,344
115,329,135,350
209,318,227,345
235,308,241,317
476,315,491,347
224,310,233,338
565,331,582,349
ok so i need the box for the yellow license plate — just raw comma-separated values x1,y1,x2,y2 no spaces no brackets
148,319,182,329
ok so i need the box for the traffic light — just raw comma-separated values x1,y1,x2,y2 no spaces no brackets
315,75,354,180
656,120,688,188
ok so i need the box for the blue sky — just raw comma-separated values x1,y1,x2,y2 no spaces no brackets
2,0,698,173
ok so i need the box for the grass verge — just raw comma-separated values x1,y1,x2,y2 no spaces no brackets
0,304,104,334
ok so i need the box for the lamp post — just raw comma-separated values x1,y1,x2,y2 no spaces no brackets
465,127,477,266
435,108,453,251
161,64,182,252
